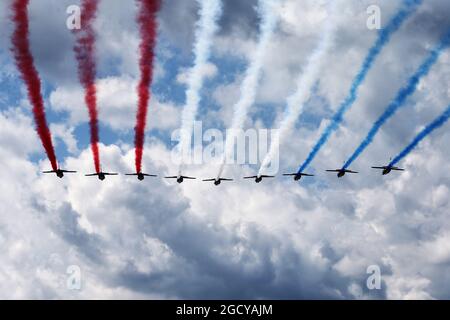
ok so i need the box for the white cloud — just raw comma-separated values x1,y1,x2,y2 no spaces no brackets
2,101,450,299
50,123,79,154
49,75,179,132
176,62,219,85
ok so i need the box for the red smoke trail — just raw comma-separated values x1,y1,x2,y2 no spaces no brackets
73,0,101,173
134,0,161,173
10,0,58,171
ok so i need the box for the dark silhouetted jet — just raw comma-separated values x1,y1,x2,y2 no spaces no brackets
85,171,119,181
165,175,196,184
283,172,314,181
371,165,404,175
326,168,358,178
202,177,233,186
42,169,77,178
125,172,157,181
243,175,275,183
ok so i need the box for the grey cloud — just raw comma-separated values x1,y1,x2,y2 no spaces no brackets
159,0,260,54
53,203,104,263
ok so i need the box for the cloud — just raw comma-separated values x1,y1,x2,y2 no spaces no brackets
176,62,218,85
50,123,79,154
0,108,41,157
2,100,450,299
49,75,179,132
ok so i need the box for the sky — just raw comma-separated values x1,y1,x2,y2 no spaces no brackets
0,0,450,299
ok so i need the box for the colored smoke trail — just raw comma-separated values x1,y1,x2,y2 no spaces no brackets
73,0,101,173
134,0,161,174
10,0,58,171
343,29,450,169
218,0,279,178
258,1,337,176
297,0,422,174
178,0,223,171
389,104,450,167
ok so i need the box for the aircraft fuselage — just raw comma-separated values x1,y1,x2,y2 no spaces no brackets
177,177,184,184
337,171,345,178
255,177,262,183
137,173,145,181
382,168,391,175
214,180,221,186
56,170,64,178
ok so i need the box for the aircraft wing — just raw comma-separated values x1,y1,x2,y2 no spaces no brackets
260,175,275,178
302,173,314,177
143,174,158,177
371,166,385,169
243,176,257,179
181,176,196,180
103,173,118,176
221,178,233,181
85,173,98,177
202,178,215,182
326,169,340,172
391,168,405,171
125,173,138,176
282,173,297,176
61,170,77,173
165,176,178,179
42,170,56,174
346,170,359,174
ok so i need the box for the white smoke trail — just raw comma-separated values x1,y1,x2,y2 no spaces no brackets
178,0,223,171
217,0,279,178
258,1,338,176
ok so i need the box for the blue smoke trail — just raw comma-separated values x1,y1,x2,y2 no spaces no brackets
343,29,450,169
297,0,422,174
389,104,450,167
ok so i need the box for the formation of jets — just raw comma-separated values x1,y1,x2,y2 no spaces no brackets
42,163,405,183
